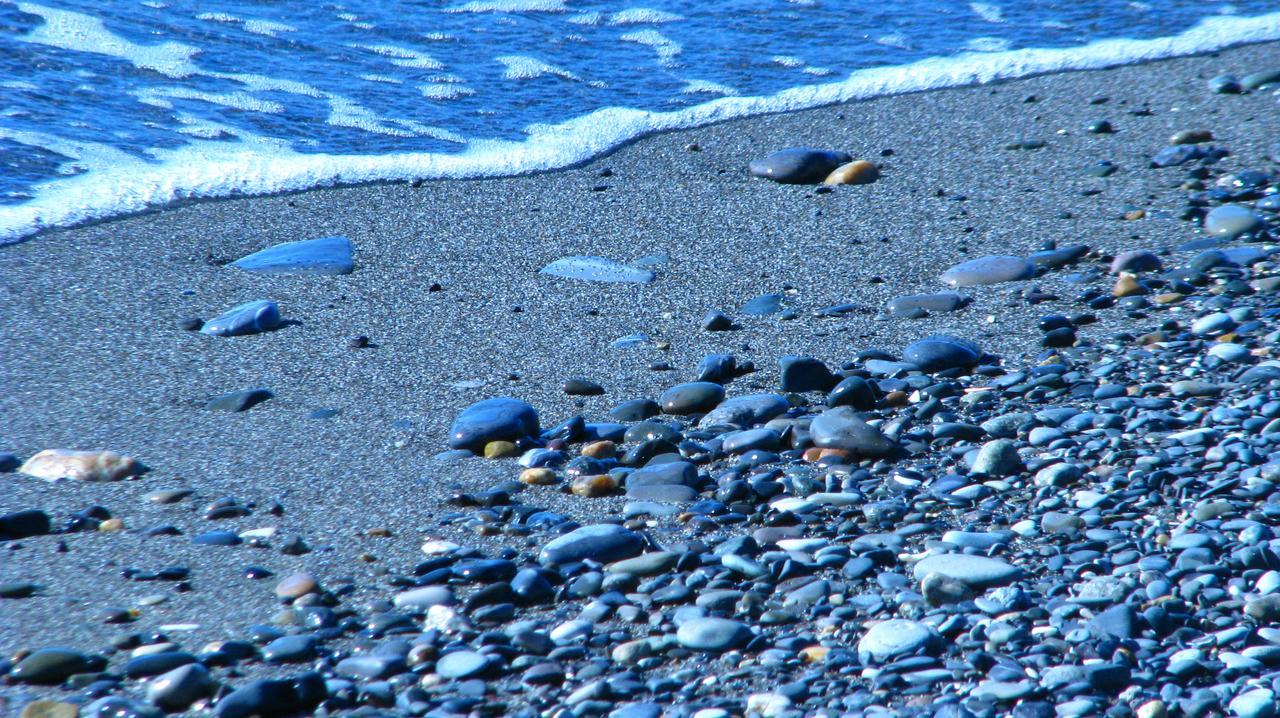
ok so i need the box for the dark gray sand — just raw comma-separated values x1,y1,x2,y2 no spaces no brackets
3,39,1280,708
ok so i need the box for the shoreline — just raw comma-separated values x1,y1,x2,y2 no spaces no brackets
6,11,1280,246
3,40,1280,714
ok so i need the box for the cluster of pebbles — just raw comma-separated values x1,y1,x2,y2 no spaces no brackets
8,70,1280,718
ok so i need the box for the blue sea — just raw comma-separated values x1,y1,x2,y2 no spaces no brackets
1,0,1279,243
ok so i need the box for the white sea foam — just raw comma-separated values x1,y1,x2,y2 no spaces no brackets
133,87,285,114
970,3,1005,23
771,55,805,68
681,79,736,96
419,83,477,100
620,30,681,66
5,10,1280,243
567,12,603,25
243,19,297,37
20,2,200,78
446,0,567,13
965,36,1013,52
609,8,684,25
495,55,581,81
351,44,445,70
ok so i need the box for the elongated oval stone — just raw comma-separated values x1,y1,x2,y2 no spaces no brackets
912,554,1023,588
448,398,540,452
200,300,281,337
539,256,654,283
658,382,724,415
231,236,354,275
887,293,968,317
676,617,752,651
539,524,644,567
20,449,143,482
903,335,981,373
940,256,1033,287
749,148,852,184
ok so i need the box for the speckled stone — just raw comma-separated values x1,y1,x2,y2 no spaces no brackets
19,449,143,482
858,620,936,664
231,235,354,275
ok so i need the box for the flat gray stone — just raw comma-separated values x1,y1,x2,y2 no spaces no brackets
912,554,1023,589
1205,204,1262,238
888,292,968,317
858,619,936,664
809,406,900,456
231,235,354,275
698,393,789,428
940,256,1033,287
540,256,655,283
675,617,752,651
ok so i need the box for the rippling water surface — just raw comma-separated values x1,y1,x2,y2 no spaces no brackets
2,0,1279,241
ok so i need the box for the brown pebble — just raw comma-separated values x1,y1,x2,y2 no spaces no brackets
1154,292,1184,304
881,390,908,407
20,700,79,718
570,474,618,498
274,572,318,600
580,440,616,459
823,160,879,185
802,447,824,462
1169,129,1212,144
483,441,520,459
365,527,393,538
1113,273,1146,297
98,518,125,533
800,646,830,663
520,468,558,485
1123,209,1146,221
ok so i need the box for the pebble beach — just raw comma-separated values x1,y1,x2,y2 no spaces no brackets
5,39,1280,717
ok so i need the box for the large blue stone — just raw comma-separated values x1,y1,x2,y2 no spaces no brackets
448,398,540,452
231,236,354,276
903,335,982,373
539,524,644,567
200,300,281,337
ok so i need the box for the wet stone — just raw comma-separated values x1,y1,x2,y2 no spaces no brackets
778,355,836,392
263,635,317,663
563,378,605,396
940,256,1033,287
448,397,540,452
10,648,99,684
659,382,724,415
200,299,281,337
0,581,37,598
749,148,852,184
1110,250,1162,274
147,663,213,711
903,335,981,372
539,524,644,567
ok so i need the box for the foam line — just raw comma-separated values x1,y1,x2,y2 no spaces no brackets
3,10,1280,244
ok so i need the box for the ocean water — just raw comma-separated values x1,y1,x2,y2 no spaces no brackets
2,0,1280,243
